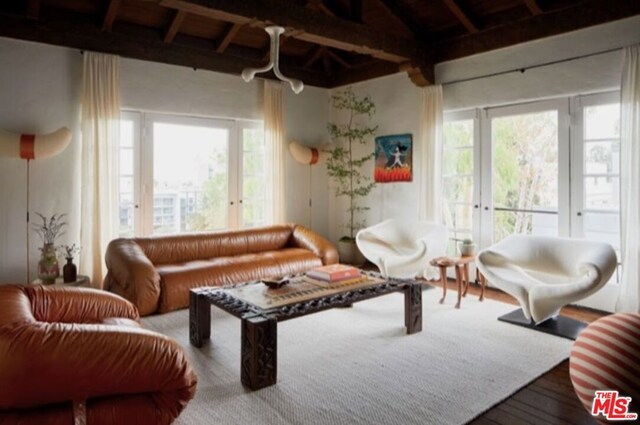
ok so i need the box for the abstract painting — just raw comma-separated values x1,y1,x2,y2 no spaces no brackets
374,134,413,183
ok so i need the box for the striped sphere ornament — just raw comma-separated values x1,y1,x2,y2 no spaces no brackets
569,313,640,423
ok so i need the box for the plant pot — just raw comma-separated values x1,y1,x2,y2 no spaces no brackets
338,240,366,266
458,242,475,257
38,243,60,284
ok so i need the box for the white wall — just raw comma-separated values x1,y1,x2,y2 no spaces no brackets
0,38,82,284
328,73,422,244
438,15,640,110
0,37,330,283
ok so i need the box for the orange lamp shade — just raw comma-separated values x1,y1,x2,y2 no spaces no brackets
288,141,319,165
0,127,72,160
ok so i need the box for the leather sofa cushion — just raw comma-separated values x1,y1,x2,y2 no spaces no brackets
156,248,323,313
134,225,294,265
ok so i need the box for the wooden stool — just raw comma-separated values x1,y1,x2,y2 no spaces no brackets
429,255,486,309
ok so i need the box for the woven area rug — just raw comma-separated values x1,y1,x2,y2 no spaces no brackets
142,288,573,425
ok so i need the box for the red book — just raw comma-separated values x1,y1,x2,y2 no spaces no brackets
306,264,361,282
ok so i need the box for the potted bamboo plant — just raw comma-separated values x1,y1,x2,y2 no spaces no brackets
325,87,377,265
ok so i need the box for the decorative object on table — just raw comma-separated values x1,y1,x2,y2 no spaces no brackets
374,134,413,183
59,243,80,283
356,219,448,280
33,213,68,284
241,26,303,94
31,274,91,287
325,87,377,265
569,313,640,422
0,127,72,283
289,140,321,227
262,276,291,289
476,235,617,339
458,238,475,256
306,264,361,283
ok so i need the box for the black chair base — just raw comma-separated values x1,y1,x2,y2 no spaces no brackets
498,308,588,340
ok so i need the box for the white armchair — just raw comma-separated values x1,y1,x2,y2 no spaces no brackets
476,235,617,328
355,219,449,279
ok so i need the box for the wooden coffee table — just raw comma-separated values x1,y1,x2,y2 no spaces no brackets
189,272,423,390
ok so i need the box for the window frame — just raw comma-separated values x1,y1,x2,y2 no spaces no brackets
118,111,265,237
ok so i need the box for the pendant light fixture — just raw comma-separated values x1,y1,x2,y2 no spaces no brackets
241,26,304,94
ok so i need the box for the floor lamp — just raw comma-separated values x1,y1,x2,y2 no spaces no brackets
288,141,319,228
0,127,72,283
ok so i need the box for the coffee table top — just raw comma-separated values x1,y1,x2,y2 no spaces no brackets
191,271,420,322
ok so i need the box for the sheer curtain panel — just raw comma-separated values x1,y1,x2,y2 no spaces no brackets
264,80,286,224
79,53,120,287
618,45,640,313
418,85,444,223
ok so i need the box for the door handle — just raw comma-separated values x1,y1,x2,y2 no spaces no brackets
484,206,489,211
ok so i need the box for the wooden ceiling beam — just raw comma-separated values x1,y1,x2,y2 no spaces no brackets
0,10,330,87
163,10,187,43
102,0,122,32
322,48,332,73
434,0,640,63
326,49,352,69
26,0,40,20
376,0,426,39
523,0,543,16
157,0,426,64
442,0,478,33
330,61,400,87
304,45,326,68
216,22,243,53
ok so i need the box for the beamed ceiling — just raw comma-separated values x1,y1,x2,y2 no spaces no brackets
1,0,639,88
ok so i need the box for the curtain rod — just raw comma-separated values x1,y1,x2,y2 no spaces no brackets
440,45,626,86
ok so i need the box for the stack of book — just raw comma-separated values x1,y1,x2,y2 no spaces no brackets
305,264,363,285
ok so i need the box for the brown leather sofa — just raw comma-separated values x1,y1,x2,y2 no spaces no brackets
105,224,338,316
0,285,197,425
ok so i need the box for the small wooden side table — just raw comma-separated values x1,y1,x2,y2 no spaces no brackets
429,256,486,309
31,275,91,288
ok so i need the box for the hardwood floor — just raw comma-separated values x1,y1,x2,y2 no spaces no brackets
428,277,605,425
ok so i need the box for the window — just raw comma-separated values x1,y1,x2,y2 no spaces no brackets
117,112,266,237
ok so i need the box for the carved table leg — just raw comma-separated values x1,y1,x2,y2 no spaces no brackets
438,265,448,304
190,290,211,347
241,315,278,390
455,265,463,309
404,283,422,334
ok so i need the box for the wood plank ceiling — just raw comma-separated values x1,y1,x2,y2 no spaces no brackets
1,0,639,88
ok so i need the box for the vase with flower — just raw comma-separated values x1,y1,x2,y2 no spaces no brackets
33,213,67,284
60,243,80,283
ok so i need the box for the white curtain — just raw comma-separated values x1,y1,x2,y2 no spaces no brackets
418,85,444,223
79,53,120,288
264,80,286,224
617,45,640,313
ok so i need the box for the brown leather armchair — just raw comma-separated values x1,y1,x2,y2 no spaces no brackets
0,285,197,425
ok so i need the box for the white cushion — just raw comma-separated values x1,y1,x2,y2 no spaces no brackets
476,235,617,324
356,219,449,280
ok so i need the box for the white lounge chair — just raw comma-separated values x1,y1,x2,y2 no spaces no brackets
356,219,449,280
476,235,617,338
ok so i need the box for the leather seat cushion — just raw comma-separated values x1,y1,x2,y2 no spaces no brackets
155,248,323,313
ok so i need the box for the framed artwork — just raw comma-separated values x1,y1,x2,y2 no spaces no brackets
374,134,413,183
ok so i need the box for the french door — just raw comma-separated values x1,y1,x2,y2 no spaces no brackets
480,99,570,248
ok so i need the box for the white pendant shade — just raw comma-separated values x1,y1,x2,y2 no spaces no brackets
241,26,304,94
0,127,71,159
289,141,319,165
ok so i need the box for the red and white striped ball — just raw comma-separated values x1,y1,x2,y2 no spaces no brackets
569,313,640,422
